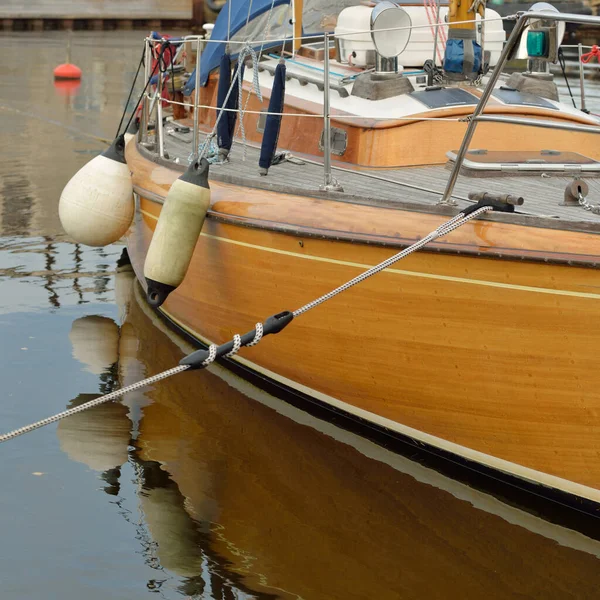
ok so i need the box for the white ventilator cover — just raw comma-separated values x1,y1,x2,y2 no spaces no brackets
516,3,566,60
371,2,412,59
335,5,375,67
59,153,134,247
69,315,120,375
143,179,211,288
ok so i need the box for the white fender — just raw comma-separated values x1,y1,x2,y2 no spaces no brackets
144,158,211,308
59,135,134,247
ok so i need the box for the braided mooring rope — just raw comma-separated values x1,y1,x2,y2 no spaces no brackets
0,206,493,444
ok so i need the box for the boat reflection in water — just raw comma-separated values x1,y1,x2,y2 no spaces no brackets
57,267,600,599
60,266,263,597
61,314,128,493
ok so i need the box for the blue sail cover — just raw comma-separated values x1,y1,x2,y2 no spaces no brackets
184,0,291,95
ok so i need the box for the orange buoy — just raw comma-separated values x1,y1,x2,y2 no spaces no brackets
54,30,81,80
54,63,82,80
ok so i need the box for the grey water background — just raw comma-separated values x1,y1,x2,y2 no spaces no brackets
2,31,600,600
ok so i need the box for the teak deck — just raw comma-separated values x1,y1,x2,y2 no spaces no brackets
161,124,600,227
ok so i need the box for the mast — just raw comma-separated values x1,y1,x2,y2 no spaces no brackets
292,0,303,54
448,0,479,31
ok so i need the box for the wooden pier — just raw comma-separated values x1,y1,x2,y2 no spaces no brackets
0,0,216,31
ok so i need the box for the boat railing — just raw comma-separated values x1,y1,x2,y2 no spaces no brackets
322,31,339,191
559,43,600,114
136,12,600,198
137,15,505,172
441,11,600,205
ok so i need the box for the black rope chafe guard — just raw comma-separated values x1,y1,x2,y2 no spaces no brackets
0,199,512,444
180,311,294,370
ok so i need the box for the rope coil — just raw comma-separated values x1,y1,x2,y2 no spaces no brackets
234,44,263,159
581,45,600,63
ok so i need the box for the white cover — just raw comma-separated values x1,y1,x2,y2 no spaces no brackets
334,5,506,68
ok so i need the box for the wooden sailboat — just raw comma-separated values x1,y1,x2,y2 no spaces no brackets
63,0,600,514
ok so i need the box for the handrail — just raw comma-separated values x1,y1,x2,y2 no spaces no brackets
257,59,350,97
439,10,600,205
522,10,600,25
563,44,595,50
473,115,600,134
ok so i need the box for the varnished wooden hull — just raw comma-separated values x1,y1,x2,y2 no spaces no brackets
116,282,600,598
126,141,600,510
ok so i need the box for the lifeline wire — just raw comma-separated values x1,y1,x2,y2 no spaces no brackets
0,205,494,444
121,40,173,138
115,45,146,138
558,47,577,110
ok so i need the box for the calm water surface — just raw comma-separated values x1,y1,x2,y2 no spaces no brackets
2,31,600,600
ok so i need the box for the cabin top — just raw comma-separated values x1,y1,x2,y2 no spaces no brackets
194,0,464,88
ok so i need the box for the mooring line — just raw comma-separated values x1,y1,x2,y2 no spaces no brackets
0,366,189,444
0,201,508,444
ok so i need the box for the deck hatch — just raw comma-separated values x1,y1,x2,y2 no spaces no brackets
446,149,600,175
492,87,558,110
409,87,478,109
